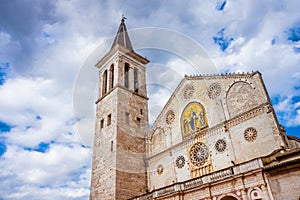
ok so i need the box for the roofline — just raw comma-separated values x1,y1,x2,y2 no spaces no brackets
149,70,260,133
184,70,261,80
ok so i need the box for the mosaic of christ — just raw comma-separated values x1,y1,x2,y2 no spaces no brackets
181,102,208,136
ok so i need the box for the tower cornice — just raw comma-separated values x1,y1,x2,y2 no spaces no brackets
95,45,149,69
95,84,149,104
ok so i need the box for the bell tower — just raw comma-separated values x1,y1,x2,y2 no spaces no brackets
90,18,149,200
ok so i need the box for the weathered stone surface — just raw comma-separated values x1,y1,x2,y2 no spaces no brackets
90,41,149,199
267,168,300,200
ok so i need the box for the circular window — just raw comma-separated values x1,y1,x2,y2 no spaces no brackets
157,164,164,175
215,139,227,153
165,110,175,124
176,156,185,168
207,83,221,99
189,142,209,167
244,127,258,142
183,85,195,100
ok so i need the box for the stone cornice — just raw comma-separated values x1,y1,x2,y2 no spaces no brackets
95,45,149,68
225,102,271,129
263,157,300,172
185,71,260,80
95,84,148,104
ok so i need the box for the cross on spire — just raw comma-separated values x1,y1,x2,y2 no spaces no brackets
122,14,127,21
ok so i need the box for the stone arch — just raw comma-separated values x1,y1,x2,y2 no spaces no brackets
218,193,241,200
149,127,167,155
102,70,107,96
109,64,114,90
226,81,258,118
180,102,208,137
220,196,238,200
134,67,139,93
247,187,263,200
124,62,130,88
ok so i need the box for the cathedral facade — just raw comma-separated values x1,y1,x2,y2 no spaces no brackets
90,19,300,200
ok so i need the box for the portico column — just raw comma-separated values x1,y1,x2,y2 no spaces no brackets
261,185,270,200
241,189,248,200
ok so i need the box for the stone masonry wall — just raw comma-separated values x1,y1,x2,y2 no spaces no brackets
267,167,300,200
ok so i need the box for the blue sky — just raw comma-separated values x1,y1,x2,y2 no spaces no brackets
0,0,300,199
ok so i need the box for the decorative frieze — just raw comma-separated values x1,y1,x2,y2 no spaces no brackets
226,103,269,129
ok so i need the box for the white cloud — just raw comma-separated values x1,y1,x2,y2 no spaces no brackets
0,143,91,199
273,96,300,127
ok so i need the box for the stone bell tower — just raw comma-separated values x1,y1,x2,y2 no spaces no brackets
89,18,149,200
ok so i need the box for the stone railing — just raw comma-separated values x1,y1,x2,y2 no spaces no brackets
131,158,263,200
184,177,203,190
154,185,176,197
208,167,234,182
134,193,152,200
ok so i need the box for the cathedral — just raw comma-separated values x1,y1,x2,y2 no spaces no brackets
89,19,300,200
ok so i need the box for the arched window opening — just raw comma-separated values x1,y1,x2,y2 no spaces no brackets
220,196,238,200
124,63,129,88
109,64,114,90
226,81,258,118
102,70,108,95
134,68,139,93
107,114,112,126
100,119,104,129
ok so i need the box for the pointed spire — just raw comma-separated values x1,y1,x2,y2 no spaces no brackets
111,16,133,51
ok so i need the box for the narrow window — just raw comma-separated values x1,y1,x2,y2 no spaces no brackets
124,63,129,88
134,68,139,93
140,109,143,115
107,114,111,126
100,119,104,129
111,141,113,152
137,117,141,126
126,112,130,124
109,64,114,90
102,70,108,95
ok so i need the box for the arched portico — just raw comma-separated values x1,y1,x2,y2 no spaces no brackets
220,196,238,200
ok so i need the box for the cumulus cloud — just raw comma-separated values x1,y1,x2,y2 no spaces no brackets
273,96,300,127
